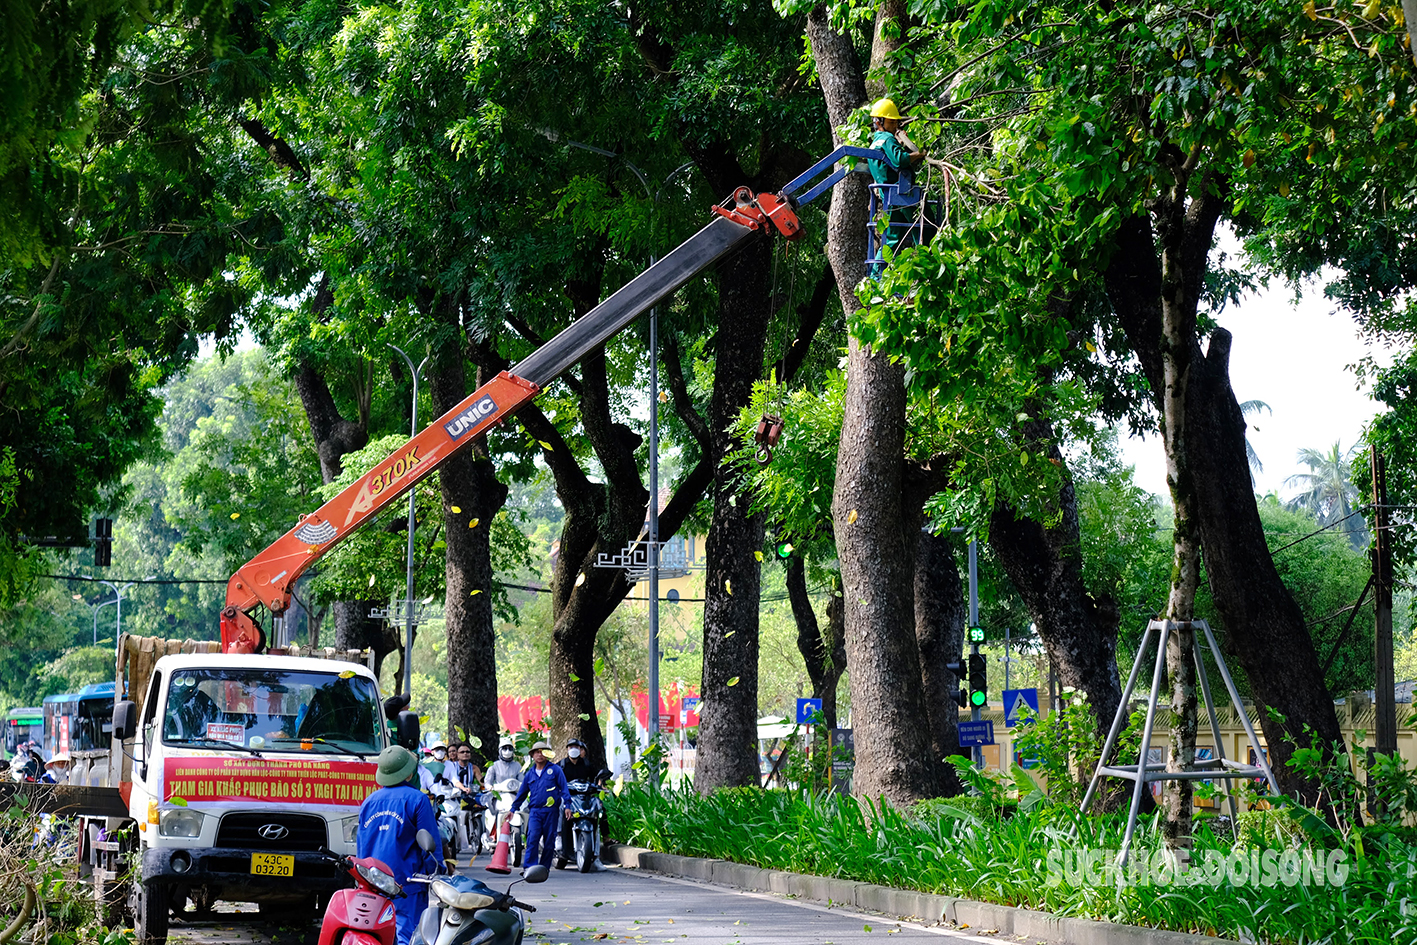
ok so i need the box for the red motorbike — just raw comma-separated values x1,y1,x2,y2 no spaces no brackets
317,852,403,945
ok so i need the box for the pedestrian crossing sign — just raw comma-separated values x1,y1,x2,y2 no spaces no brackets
1002,688,1039,728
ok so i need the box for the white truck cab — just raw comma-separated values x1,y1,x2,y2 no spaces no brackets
116,652,398,943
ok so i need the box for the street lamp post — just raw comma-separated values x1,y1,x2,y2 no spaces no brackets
388,344,432,699
571,142,694,745
96,580,140,641
72,594,119,644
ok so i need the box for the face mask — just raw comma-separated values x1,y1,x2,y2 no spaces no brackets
568,748,581,759
433,749,446,760
500,749,514,760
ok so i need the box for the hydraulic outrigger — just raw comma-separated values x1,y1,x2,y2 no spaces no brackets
220,146,897,653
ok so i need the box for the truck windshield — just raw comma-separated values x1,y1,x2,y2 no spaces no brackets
162,668,382,754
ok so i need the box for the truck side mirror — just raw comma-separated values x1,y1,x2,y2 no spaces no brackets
396,710,420,750
112,701,138,742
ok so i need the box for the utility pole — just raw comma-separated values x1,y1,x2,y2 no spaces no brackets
1372,449,1397,757
968,540,982,769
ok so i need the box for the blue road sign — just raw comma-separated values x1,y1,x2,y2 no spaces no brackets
957,720,995,746
1002,688,1040,728
796,697,823,725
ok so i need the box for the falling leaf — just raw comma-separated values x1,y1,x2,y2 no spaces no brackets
419,714,431,724
576,573,586,586
725,580,732,595
728,495,736,507
368,574,376,587
667,919,674,924
169,796,188,807
864,925,873,933
847,509,858,524
539,440,554,451
725,631,735,638
339,670,356,679
546,797,556,807
451,506,462,513
230,512,240,520
578,713,591,721
754,551,763,562
594,657,606,675
658,390,668,403
593,902,605,908
468,518,480,528
469,736,482,749
727,677,740,687
570,673,581,682
1085,341,1097,352
470,589,483,596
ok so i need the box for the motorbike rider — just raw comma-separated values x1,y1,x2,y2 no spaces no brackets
358,745,442,945
556,738,600,864
483,737,523,799
442,742,478,850
41,752,71,784
511,741,569,872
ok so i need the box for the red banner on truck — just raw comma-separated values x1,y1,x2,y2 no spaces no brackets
164,756,377,806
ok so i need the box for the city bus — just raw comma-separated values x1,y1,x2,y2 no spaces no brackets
42,682,116,759
3,707,44,760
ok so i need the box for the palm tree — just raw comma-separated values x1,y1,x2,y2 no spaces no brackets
1240,399,1270,483
1284,440,1369,551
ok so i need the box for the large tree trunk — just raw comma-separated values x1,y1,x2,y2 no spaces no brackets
913,528,966,796
428,350,507,768
1105,212,1345,805
785,558,846,731
694,238,773,792
987,421,1123,741
808,3,939,805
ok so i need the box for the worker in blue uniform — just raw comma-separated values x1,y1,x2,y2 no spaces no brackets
511,740,570,871
358,745,441,945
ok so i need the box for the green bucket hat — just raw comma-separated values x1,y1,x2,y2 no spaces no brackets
375,745,419,786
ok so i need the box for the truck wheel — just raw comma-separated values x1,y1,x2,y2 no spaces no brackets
131,880,168,945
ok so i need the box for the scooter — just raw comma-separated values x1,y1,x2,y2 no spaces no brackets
459,791,486,857
427,782,464,860
555,777,608,873
482,778,525,867
318,827,445,945
408,863,548,945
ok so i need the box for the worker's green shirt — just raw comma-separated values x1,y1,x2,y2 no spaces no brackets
869,130,912,185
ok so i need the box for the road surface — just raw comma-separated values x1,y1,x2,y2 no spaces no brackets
170,861,1024,945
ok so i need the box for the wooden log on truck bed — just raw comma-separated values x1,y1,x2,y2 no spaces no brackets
0,783,127,818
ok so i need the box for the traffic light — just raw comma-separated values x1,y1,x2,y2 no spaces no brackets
968,653,987,708
967,625,985,644
93,517,112,568
945,659,968,708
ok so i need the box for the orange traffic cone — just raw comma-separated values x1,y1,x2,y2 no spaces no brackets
485,812,513,874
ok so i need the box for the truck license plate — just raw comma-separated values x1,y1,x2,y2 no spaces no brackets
250,853,294,877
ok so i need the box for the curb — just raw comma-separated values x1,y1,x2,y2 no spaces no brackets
602,843,1236,945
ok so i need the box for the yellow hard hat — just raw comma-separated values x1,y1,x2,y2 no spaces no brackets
870,98,903,120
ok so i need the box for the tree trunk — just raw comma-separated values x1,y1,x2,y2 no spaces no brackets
987,422,1123,742
1105,210,1345,806
428,352,507,769
695,237,773,793
785,557,846,730
913,528,966,795
808,3,939,805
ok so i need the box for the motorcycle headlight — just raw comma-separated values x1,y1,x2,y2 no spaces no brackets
356,862,402,898
431,880,495,911
158,808,205,838
340,815,360,845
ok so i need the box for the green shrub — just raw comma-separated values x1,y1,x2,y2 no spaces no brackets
911,795,1017,822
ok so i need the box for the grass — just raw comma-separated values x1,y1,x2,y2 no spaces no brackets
607,785,1417,944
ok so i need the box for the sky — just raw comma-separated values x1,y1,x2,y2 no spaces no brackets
1118,267,1392,501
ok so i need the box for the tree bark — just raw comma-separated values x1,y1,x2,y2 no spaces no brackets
987,421,1123,741
785,557,846,731
1105,211,1345,805
428,348,507,769
694,237,774,792
809,3,939,805
913,528,966,795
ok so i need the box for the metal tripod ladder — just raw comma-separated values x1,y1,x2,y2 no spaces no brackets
1080,619,1280,863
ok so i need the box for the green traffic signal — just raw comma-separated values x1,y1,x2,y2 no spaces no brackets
970,689,987,707
776,542,794,559
967,653,987,708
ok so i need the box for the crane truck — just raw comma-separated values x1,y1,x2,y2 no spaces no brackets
78,146,893,944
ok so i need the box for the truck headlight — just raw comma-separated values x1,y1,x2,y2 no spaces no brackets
158,808,206,838
340,815,360,845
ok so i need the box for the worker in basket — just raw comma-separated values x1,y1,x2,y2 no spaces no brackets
867,98,933,274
